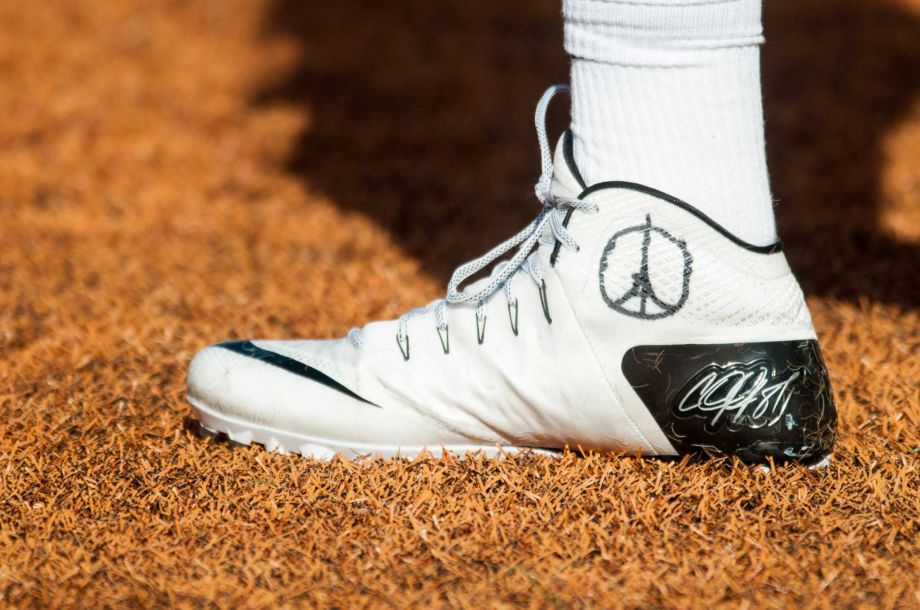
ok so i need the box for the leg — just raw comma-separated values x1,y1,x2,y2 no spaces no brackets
566,0,777,246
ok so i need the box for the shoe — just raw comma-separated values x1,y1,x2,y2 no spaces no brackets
186,85,837,463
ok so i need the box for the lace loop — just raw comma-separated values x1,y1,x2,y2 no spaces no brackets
348,85,599,351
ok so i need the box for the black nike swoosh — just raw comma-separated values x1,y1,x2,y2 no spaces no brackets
217,341,378,407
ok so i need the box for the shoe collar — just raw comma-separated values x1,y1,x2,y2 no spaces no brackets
556,129,783,255
550,130,588,200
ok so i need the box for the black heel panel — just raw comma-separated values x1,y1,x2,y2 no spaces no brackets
622,340,837,463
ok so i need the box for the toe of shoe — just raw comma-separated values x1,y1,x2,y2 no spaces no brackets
187,340,363,421
186,340,462,447
186,342,265,419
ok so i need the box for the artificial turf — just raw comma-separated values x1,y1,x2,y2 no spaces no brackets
1,0,918,607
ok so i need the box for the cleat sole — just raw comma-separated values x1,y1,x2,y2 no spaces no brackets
187,395,558,461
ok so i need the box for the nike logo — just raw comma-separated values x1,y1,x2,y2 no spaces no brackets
217,341,378,407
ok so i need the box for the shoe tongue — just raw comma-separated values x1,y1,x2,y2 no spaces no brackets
451,131,588,297
550,131,586,199
530,131,588,261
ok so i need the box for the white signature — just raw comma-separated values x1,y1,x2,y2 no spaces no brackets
677,363,801,430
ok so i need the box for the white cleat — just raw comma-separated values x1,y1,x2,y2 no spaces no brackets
187,85,837,464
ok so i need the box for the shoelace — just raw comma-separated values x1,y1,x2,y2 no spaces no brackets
347,84,599,356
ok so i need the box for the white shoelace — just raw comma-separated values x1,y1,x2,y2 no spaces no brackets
347,85,598,354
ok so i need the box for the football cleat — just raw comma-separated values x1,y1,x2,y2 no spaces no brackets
187,85,837,463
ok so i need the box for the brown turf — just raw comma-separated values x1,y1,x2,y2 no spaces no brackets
1,0,918,607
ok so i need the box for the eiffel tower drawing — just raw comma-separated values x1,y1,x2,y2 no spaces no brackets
599,214,693,320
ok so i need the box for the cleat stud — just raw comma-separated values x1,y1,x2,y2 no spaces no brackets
227,430,253,446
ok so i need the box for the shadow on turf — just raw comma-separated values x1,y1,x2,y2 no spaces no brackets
255,0,920,309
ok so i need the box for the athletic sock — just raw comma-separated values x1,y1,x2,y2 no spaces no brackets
563,0,777,246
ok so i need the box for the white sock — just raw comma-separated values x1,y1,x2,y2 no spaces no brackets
564,0,777,246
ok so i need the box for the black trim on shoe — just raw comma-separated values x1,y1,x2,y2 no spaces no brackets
549,132,585,267
579,181,783,255
552,132,783,261
217,341,378,406
549,208,575,267
621,340,837,462
562,130,587,190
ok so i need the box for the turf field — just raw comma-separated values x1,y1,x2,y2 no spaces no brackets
1,0,918,607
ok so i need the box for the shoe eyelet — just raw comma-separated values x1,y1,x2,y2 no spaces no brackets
538,280,552,324
437,325,450,355
396,333,410,361
507,299,519,336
